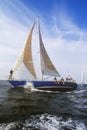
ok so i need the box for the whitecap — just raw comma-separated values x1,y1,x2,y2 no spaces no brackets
24,114,87,130
0,114,87,130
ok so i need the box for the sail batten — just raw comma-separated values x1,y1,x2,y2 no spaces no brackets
38,22,60,77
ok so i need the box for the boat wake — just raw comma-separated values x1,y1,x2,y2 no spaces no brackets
73,89,87,94
24,82,37,91
23,82,51,93
24,82,56,93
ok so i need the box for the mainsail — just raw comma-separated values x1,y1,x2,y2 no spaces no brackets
13,23,36,79
38,23,60,77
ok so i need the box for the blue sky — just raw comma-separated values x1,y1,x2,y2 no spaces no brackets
0,0,87,82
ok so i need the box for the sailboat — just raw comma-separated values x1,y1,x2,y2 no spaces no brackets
0,21,77,92
81,65,87,87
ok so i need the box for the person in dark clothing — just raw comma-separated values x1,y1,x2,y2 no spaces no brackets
60,77,65,84
9,69,14,79
54,77,59,84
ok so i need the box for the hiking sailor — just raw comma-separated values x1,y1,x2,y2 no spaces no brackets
8,69,14,79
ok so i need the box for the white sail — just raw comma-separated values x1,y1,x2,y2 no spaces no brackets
38,23,60,77
81,65,87,84
81,65,85,83
12,23,36,79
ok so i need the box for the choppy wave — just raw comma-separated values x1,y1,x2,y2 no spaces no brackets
0,114,87,130
0,84,87,129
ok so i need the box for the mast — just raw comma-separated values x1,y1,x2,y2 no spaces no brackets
38,18,43,80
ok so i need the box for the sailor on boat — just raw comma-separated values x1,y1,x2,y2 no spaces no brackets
60,77,65,84
8,69,14,79
54,77,59,84
66,75,75,82
54,77,65,85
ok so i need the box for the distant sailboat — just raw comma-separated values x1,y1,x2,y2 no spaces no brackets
0,20,77,92
81,65,87,86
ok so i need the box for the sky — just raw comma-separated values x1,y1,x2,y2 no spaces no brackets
0,0,87,83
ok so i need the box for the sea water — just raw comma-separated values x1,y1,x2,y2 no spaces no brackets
0,84,87,130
